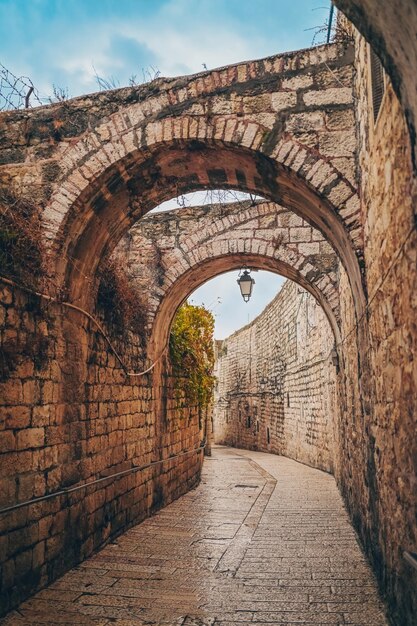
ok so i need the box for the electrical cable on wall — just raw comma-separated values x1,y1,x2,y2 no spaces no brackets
1,217,415,375
0,274,166,377
0,444,206,516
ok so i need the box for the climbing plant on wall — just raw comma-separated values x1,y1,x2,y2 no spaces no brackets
169,302,215,409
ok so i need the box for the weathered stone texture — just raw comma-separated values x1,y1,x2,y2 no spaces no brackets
0,283,204,616
0,41,361,314
335,0,417,170
115,200,340,350
0,21,416,626
334,31,417,624
213,281,337,473
0,446,390,626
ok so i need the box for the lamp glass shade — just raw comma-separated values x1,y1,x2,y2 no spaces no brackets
237,270,255,302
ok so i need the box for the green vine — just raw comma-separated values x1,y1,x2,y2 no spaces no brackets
169,302,215,409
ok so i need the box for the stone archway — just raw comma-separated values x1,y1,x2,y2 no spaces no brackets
113,200,342,355
55,134,362,320
148,253,341,360
0,41,361,316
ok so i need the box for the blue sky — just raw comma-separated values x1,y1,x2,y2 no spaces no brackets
1,0,332,337
0,0,333,100
189,269,285,339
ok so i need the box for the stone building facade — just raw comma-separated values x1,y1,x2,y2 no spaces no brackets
213,280,337,473
0,14,416,625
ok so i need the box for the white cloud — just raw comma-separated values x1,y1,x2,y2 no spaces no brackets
120,23,261,77
21,2,268,98
2,0,327,103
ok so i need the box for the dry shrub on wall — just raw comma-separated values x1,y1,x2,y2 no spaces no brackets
0,188,48,289
0,189,52,380
169,302,216,410
96,256,146,339
0,326,50,381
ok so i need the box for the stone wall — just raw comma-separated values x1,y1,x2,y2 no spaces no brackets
332,29,417,624
213,280,337,473
0,282,204,616
335,1,417,170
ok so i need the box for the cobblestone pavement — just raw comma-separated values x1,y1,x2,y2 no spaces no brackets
2,446,389,626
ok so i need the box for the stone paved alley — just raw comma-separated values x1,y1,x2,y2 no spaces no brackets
1,446,389,626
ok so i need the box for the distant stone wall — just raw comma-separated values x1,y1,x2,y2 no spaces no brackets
0,282,204,616
213,280,337,473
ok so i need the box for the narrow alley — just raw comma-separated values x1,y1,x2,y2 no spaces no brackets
2,447,389,626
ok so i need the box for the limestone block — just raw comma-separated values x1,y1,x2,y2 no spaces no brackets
2,406,31,429
242,94,272,114
271,92,297,111
16,428,45,450
303,87,352,107
281,74,314,90
325,109,355,131
328,181,354,206
0,430,15,452
290,227,312,242
286,111,325,133
319,130,356,158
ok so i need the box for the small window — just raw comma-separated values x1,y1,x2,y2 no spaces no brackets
370,47,385,123
256,420,259,433
247,415,251,428
287,392,290,408
267,427,270,444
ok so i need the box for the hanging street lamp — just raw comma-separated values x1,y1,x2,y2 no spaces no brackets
237,268,255,302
